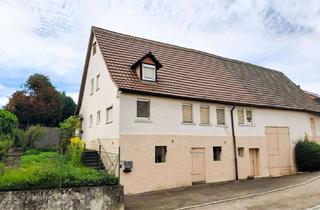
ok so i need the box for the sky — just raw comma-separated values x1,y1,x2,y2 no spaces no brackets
0,0,319,107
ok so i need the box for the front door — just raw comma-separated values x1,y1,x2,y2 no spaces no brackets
191,148,205,183
249,148,259,176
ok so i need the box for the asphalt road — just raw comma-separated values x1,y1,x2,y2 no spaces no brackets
125,172,320,210
196,176,320,210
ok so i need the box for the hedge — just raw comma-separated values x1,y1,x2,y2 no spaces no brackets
295,140,320,172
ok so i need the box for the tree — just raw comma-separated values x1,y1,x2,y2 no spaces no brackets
59,116,80,151
0,109,18,135
5,74,63,127
60,92,76,121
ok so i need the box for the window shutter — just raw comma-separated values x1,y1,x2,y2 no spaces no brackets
200,106,210,125
238,110,245,124
182,104,193,123
142,64,156,81
137,100,150,118
216,108,225,125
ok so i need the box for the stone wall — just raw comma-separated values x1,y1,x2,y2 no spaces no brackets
0,185,124,210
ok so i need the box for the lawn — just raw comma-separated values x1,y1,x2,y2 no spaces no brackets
0,151,118,191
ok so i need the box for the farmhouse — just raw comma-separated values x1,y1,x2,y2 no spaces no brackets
76,26,320,194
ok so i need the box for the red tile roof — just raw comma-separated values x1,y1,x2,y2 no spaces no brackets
75,26,320,115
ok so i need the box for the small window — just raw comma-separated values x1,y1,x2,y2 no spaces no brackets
106,106,113,123
96,111,101,124
182,104,193,123
142,64,156,81
90,78,94,95
137,99,150,118
213,146,222,161
238,109,253,125
246,110,253,124
155,146,167,163
92,42,96,55
216,107,225,126
238,147,244,157
200,105,210,125
96,74,100,91
89,114,93,128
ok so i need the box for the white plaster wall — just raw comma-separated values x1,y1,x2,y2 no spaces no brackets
119,93,318,142
315,116,320,136
119,93,232,137
79,35,120,142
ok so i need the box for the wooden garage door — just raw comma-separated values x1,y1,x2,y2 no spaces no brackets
266,127,292,176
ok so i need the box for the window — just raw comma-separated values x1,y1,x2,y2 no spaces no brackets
200,105,210,125
238,109,254,125
96,111,101,124
216,107,225,126
213,146,221,161
106,106,113,123
90,78,94,95
238,147,244,157
142,64,156,81
155,146,167,163
96,74,100,91
182,104,193,123
137,99,150,118
92,42,96,55
89,114,93,128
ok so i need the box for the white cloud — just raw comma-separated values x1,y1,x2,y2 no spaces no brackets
66,92,79,104
0,0,319,99
0,84,14,107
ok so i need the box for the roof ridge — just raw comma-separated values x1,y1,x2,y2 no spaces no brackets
92,26,282,74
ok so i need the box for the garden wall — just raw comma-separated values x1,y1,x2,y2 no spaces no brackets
0,185,124,210
35,127,60,148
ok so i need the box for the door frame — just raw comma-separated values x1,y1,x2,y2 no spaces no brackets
249,148,260,177
191,147,206,184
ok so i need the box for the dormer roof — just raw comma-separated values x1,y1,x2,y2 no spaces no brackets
131,52,162,70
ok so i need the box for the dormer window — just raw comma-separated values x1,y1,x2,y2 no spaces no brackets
131,52,162,83
142,64,156,81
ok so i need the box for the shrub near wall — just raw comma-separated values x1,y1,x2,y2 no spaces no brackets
295,140,320,172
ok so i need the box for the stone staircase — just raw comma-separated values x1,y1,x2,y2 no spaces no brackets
82,150,105,171
3,149,23,168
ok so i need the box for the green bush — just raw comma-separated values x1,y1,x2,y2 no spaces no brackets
0,109,18,135
69,137,84,166
0,162,4,176
12,125,47,150
0,151,118,191
0,135,13,160
295,138,320,172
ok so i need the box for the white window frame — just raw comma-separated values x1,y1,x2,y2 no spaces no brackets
96,74,100,91
216,107,226,126
106,106,113,124
96,111,101,125
92,42,97,55
182,103,194,124
238,108,254,126
89,114,93,128
135,99,151,122
90,78,94,95
142,63,156,82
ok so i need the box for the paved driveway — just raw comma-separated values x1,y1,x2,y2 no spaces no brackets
125,172,320,210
